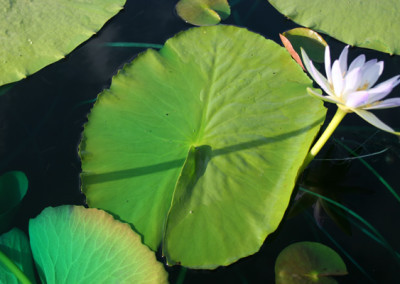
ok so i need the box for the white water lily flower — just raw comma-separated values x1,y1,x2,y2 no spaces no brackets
301,45,400,134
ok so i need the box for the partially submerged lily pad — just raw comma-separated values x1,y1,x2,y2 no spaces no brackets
0,0,126,86
176,0,230,26
275,242,347,284
269,0,400,55
80,25,326,268
29,206,168,284
0,171,29,234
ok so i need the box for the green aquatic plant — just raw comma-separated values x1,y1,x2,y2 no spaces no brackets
80,24,326,268
2,0,400,281
0,206,168,284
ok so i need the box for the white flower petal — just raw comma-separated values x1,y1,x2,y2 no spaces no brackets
364,75,400,103
301,47,313,70
331,60,344,96
306,87,340,104
342,67,362,98
363,98,400,110
324,46,332,83
362,59,378,68
348,54,365,72
359,59,378,76
359,61,384,89
359,59,378,79
308,62,336,97
301,48,334,97
345,90,370,108
377,61,384,76
353,109,399,134
338,45,349,75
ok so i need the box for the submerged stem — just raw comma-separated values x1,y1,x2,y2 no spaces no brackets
0,250,32,284
302,107,347,171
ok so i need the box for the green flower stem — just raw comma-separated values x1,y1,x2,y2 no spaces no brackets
0,250,32,284
302,107,347,171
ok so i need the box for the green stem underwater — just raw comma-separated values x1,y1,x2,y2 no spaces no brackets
0,250,32,284
301,107,347,171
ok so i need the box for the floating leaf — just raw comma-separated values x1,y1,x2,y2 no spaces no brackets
0,228,37,284
269,0,400,55
275,242,347,284
176,0,230,26
0,0,126,86
80,25,326,268
29,206,168,284
280,28,327,68
0,171,29,234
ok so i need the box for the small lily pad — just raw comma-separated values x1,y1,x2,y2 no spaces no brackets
0,171,29,234
280,28,327,69
0,228,37,284
176,0,230,26
29,205,168,284
275,242,348,284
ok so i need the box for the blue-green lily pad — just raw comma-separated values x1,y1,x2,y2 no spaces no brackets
29,205,168,283
0,228,37,284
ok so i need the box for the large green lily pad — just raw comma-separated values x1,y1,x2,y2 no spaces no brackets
29,206,168,284
80,25,326,268
0,0,125,86
268,0,400,55
0,228,37,284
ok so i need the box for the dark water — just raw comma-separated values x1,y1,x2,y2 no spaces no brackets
1,0,400,283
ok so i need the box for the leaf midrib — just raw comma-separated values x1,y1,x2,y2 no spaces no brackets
194,44,219,146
